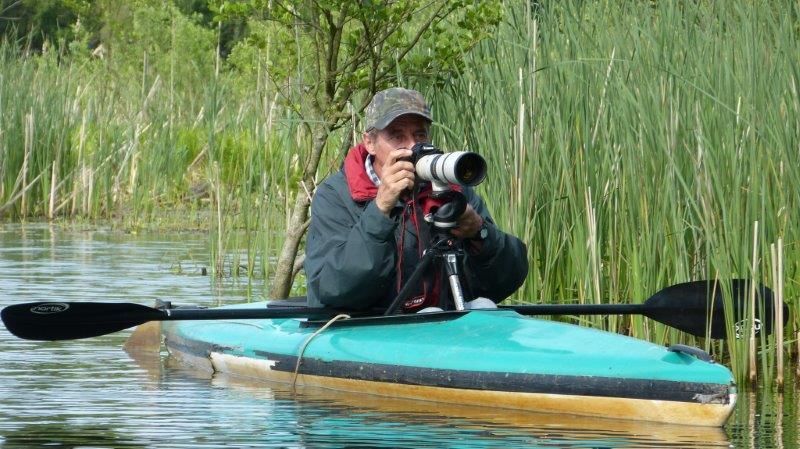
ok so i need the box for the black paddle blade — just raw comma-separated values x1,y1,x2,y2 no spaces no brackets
1,302,165,341
645,279,785,339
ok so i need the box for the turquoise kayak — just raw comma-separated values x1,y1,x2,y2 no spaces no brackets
161,301,736,427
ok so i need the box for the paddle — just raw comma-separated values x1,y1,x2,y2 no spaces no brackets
1,279,786,341
502,279,785,339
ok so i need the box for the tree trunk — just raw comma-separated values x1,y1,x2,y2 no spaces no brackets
269,126,329,298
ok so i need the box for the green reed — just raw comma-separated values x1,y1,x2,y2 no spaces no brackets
431,0,799,383
0,39,295,277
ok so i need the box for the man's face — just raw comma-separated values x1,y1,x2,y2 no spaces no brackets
364,114,429,178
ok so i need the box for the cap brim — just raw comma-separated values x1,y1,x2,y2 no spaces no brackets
373,109,433,130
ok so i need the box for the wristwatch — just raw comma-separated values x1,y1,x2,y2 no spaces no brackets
472,220,490,241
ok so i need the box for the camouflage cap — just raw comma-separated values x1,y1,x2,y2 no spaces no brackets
365,87,432,131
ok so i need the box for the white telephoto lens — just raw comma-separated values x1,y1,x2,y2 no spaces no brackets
416,151,486,186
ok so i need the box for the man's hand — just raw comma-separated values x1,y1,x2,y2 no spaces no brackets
450,204,483,240
375,148,415,215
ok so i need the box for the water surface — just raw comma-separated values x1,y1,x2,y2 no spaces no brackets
0,223,796,448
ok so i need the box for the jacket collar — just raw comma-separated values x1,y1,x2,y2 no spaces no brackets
343,143,379,202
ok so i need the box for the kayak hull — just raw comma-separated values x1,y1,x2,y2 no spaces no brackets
161,302,736,427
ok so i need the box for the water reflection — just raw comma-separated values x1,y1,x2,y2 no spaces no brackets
0,223,793,448
1,423,147,449
726,387,799,449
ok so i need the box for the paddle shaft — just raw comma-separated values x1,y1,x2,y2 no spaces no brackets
507,303,650,316
159,307,337,321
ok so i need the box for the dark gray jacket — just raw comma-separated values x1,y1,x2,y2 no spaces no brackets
304,144,528,310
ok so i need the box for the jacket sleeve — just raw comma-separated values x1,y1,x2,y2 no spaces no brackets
462,188,529,302
304,177,399,309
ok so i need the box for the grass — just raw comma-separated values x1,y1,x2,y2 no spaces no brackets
431,0,799,384
0,0,797,385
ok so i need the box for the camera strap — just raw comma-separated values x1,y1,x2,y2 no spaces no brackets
398,184,441,312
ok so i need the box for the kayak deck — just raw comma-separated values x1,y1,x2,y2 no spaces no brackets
161,302,736,427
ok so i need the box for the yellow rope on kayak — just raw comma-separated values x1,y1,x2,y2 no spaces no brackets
292,313,351,391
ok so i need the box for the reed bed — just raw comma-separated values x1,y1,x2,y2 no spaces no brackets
0,39,299,281
432,0,799,383
1,0,797,384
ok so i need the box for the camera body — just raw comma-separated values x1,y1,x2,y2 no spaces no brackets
408,142,442,160
409,143,487,190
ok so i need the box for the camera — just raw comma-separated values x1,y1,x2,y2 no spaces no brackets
409,143,487,187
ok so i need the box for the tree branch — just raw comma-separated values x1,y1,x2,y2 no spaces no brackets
373,2,453,83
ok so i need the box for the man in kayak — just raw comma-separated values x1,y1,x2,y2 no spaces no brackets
304,87,528,312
